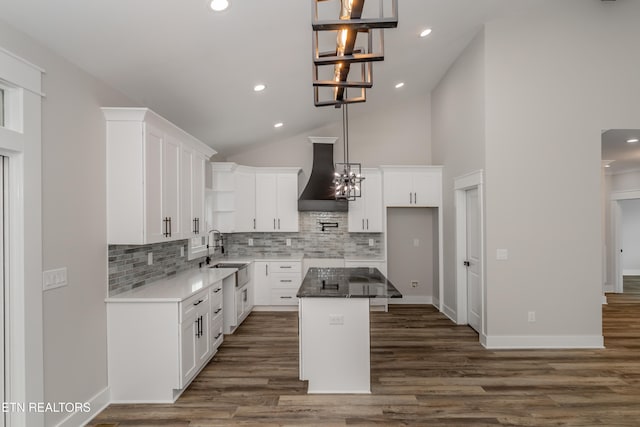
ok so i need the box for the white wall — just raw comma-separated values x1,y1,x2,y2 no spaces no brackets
480,0,640,346
227,94,431,188
431,30,486,316
620,199,640,275
0,20,135,426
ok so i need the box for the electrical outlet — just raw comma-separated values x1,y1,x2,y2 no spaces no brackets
148,252,153,265
528,311,536,322
497,249,509,260
413,238,420,247
180,246,185,257
369,238,374,246
411,280,419,288
248,238,254,246
286,238,291,246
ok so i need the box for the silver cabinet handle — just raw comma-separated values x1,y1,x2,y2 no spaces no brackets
265,264,269,275
273,218,276,229
253,218,256,229
414,192,417,204
278,218,281,229
280,266,292,269
280,279,292,283
280,296,293,299
366,219,369,230
409,193,413,204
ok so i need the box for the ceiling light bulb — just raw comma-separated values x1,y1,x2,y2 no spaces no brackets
604,164,611,168
420,28,432,38
395,82,405,89
274,122,283,128
254,84,266,92
627,138,639,143
210,0,229,12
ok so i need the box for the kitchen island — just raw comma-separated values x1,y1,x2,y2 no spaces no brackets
297,267,401,394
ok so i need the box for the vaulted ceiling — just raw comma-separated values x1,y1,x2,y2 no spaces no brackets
0,0,554,155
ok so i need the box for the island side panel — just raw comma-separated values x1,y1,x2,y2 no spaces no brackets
299,297,371,393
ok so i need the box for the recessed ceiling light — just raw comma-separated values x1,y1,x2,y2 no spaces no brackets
274,122,283,128
604,164,611,168
419,28,432,38
254,84,266,92
209,0,229,12
395,82,405,89
627,138,639,144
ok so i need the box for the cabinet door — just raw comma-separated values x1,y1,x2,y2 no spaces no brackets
195,311,211,366
382,170,413,207
255,173,278,231
192,153,206,236
180,316,198,387
235,169,256,232
253,262,270,305
276,173,299,232
412,169,441,207
144,125,165,243
164,135,182,239
364,170,383,232
348,192,366,232
180,147,195,237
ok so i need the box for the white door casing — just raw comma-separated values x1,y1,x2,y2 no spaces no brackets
465,188,481,332
0,46,45,427
454,170,485,341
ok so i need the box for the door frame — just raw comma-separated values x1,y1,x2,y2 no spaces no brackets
0,46,44,427
454,170,486,337
610,189,640,293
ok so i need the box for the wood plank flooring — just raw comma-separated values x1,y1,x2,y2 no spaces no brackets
90,292,640,426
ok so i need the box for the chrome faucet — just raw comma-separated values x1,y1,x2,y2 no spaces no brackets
208,229,225,255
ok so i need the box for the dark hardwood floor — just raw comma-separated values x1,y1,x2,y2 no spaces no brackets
91,292,640,426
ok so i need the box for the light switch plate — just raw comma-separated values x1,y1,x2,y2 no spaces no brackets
43,267,68,291
496,249,509,260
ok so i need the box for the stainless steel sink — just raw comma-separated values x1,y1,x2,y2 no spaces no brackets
210,263,248,269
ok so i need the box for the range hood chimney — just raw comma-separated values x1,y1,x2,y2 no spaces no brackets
298,137,348,212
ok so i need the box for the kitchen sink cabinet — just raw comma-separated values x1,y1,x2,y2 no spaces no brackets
255,169,301,232
348,168,383,232
222,269,252,334
381,166,442,207
103,108,215,244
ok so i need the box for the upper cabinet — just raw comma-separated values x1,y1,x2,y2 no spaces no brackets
209,164,300,233
103,108,216,245
348,168,383,232
381,166,442,207
254,169,301,232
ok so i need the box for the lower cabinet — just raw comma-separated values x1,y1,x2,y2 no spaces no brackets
222,271,253,334
107,283,222,403
253,260,302,306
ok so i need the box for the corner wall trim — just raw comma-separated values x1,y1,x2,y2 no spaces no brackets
54,386,110,427
483,335,604,349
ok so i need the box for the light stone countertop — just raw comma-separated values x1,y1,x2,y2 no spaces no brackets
105,267,237,303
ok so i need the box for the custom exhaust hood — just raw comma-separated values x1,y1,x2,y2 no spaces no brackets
298,137,348,212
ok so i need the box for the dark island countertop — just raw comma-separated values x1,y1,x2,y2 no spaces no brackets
297,267,402,299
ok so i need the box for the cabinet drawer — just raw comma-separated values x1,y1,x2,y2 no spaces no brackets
270,261,301,273
211,315,224,347
181,290,209,322
270,288,299,305
210,284,223,307
270,272,301,289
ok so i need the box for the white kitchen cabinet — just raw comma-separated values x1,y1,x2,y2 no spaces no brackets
348,168,383,232
221,268,253,334
234,166,256,232
181,147,207,238
103,108,215,244
253,260,302,307
381,166,442,207
107,286,214,403
255,169,301,232
210,283,224,350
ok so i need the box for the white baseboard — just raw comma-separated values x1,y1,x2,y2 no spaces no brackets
53,386,110,427
483,334,604,349
623,269,640,275
441,303,457,323
389,295,433,305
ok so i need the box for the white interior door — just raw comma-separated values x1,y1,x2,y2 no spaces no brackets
465,188,482,332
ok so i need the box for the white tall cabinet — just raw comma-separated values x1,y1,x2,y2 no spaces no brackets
348,168,383,232
103,108,215,244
